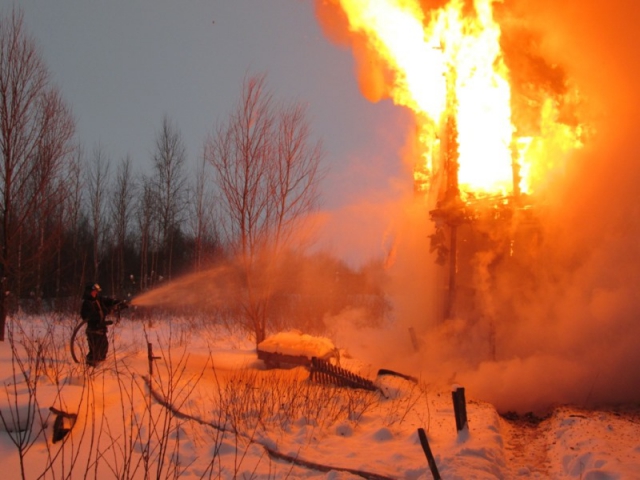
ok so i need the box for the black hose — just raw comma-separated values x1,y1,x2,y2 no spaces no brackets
70,319,86,364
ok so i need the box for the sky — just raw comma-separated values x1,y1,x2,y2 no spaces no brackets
1,314,639,479
2,0,412,265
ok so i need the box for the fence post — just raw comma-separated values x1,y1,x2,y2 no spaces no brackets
417,428,441,480
452,385,468,432
147,342,160,376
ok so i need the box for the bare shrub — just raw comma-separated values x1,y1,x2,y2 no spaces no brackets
209,367,380,438
380,377,431,429
140,325,210,479
0,316,80,479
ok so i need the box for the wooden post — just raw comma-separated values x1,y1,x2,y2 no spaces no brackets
417,428,441,480
147,342,160,376
452,385,468,432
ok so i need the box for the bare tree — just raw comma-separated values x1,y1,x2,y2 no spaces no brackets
188,154,219,271
57,145,85,305
28,90,76,310
109,155,136,296
205,73,323,344
0,8,75,339
136,176,157,291
151,115,188,281
86,144,111,281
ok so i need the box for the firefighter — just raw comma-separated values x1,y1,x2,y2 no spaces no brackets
80,283,127,366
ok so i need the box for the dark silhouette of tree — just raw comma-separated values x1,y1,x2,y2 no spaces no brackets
151,115,188,281
0,8,75,339
56,146,85,306
108,155,136,296
136,176,157,291
86,144,110,282
188,154,219,271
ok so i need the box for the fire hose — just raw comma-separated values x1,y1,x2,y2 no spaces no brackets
69,319,86,364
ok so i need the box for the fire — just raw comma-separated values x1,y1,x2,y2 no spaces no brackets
317,0,584,200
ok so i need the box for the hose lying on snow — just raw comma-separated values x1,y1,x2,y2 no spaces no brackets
69,319,87,364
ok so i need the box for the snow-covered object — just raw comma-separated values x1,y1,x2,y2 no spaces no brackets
257,330,336,358
257,330,339,366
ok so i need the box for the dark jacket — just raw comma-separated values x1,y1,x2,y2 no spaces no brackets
81,291,121,332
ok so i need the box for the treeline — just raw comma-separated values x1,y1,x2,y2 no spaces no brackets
17,123,222,309
0,9,223,322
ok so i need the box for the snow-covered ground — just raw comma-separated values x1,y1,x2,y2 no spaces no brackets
0,313,639,479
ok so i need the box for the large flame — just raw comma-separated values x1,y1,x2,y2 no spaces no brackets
317,0,584,200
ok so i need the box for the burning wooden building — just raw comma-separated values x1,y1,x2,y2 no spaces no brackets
316,0,585,340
